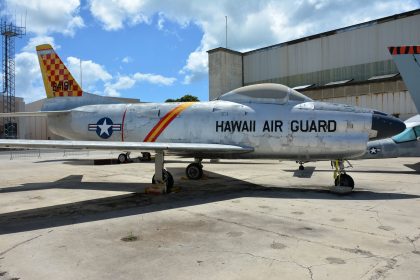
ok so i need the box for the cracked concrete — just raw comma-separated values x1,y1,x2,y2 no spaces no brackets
0,152,419,279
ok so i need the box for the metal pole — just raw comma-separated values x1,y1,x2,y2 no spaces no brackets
225,16,227,48
80,59,82,89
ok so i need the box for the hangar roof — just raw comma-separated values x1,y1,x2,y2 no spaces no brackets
208,9,420,56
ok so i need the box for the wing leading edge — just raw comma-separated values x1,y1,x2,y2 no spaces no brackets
0,139,254,154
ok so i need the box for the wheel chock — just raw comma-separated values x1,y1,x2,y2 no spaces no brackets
145,184,166,195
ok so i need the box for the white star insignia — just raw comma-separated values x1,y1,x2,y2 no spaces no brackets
369,147,381,154
98,119,112,136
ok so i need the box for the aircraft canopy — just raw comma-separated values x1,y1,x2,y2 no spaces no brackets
217,83,312,104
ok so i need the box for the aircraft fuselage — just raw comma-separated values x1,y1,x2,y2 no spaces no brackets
48,100,376,160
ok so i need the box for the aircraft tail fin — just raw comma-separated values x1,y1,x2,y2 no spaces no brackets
388,46,420,112
36,44,83,98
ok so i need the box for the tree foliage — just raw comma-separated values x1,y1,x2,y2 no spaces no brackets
165,94,199,102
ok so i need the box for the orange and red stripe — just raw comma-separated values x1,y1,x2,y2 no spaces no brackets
388,46,420,55
143,102,195,142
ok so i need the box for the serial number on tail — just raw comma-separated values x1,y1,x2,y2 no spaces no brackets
51,80,73,92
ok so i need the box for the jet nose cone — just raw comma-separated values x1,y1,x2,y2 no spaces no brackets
370,112,406,140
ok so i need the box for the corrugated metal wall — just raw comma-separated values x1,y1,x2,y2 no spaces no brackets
322,91,417,120
243,14,420,86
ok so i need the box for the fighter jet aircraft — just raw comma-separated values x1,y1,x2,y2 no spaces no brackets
362,46,420,159
0,44,406,193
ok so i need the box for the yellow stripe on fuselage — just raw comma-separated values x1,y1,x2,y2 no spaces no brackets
144,102,195,142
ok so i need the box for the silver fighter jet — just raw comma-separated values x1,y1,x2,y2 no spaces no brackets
0,44,406,193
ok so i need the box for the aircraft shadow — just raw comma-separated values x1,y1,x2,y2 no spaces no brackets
34,158,270,166
0,168,419,235
405,162,420,172
283,165,420,175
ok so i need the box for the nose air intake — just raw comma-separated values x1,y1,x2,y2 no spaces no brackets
371,113,406,140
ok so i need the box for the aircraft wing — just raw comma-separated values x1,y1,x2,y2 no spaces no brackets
0,139,253,154
0,111,70,117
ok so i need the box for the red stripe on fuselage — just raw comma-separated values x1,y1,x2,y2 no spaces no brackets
121,107,127,142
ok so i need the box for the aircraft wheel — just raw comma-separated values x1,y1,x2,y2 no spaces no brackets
298,165,304,171
186,163,203,180
334,174,354,189
118,153,127,163
142,152,152,161
152,169,174,192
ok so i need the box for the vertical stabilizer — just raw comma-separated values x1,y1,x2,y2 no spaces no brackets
36,44,83,98
388,46,420,113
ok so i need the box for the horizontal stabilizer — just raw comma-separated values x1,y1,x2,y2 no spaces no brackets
0,139,254,154
388,46,420,112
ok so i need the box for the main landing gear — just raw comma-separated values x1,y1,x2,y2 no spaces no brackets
186,158,203,180
141,152,152,161
151,151,174,193
150,156,205,194
331,160,354,194
118,152,131,164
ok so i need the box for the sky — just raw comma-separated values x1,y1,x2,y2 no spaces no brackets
1,0,419,103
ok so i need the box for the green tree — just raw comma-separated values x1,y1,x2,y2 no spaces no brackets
165,94,199,102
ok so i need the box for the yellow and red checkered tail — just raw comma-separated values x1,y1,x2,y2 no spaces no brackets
36,44,83,98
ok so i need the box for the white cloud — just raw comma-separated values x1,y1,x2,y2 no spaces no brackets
6,0,84,36
179,51,208,84
15,52,44,103
66,57,112,92
157,12,165,30
104,76,136,97
88,0,420,84
133,72,176,86
104,72,176,97
122,56,132,63
22,36,59,52
89,0,149,31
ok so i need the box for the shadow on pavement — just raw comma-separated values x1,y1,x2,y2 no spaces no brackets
0,168,419,235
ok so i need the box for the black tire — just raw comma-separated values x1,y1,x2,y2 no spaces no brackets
298,165,304,171
118,153,127,163
334,174,354,189
186,163,203,180
152,169,174,192
142,152,152,161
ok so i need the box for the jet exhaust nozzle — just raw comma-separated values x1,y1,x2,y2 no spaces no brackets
371,113,406,140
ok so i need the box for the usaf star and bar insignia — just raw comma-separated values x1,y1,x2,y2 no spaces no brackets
369,147,381,154
88,117,121,139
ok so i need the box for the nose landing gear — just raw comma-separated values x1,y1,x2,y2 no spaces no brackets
331,160,354,194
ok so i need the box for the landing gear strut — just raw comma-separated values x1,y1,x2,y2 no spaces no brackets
186,158,203,180
151,151,174,193
297,161,305,171
331,160,354,194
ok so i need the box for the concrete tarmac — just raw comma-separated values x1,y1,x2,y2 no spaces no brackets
0,151,419,280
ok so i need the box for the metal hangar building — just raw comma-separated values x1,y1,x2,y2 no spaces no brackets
208,9,420,120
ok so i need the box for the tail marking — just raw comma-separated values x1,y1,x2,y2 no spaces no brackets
36,44,82,98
